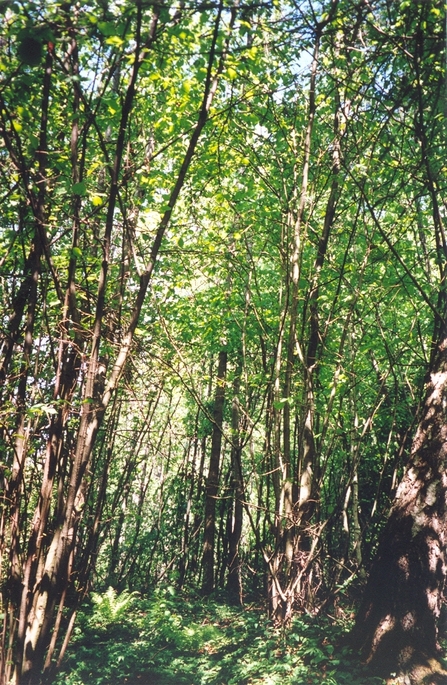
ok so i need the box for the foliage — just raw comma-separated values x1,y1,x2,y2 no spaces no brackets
0,0,446,681
88,587,139,630
56,588,385,685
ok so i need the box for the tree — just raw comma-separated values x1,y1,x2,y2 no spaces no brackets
1,0,446,683
0,1,239,681
353,326,447,682
352,1,447,682
201,349,227,594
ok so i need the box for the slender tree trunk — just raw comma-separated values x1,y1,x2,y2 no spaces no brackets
2,4,239,680
201,349,227,595
178,435,197,590
227,372,244,605
268,16,341,622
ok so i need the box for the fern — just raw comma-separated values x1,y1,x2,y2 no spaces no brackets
90,587,139,629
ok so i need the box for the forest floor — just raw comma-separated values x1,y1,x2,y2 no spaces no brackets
53,586,389,685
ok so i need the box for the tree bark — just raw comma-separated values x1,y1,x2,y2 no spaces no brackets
201,350,227,595
226,371,244,604
353,327,447,683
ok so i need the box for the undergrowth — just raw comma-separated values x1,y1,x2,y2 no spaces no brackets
53,586,385,685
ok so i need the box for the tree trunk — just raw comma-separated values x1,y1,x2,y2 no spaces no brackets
353,326,447,684
227,372,244,605
201,350,227,594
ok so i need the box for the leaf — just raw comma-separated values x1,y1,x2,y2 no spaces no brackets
71,247,83,259
181,80,192,94
97,21,120,37
106,35,124,48
17,33,43,66
28,403,57,416
72,181,87,196
273,398,289,410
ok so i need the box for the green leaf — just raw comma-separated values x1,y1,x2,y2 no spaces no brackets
17,32,43,66
97,21,121,37
273,398,290,410
72,181,87,196
71,247,83,259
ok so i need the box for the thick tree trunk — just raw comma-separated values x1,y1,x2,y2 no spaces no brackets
353,328,447,684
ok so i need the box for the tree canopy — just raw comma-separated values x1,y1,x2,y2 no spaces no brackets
0,1,446,684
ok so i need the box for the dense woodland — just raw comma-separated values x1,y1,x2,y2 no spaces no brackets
1,1,447,683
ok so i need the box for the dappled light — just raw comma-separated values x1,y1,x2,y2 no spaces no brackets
0,1,446,684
